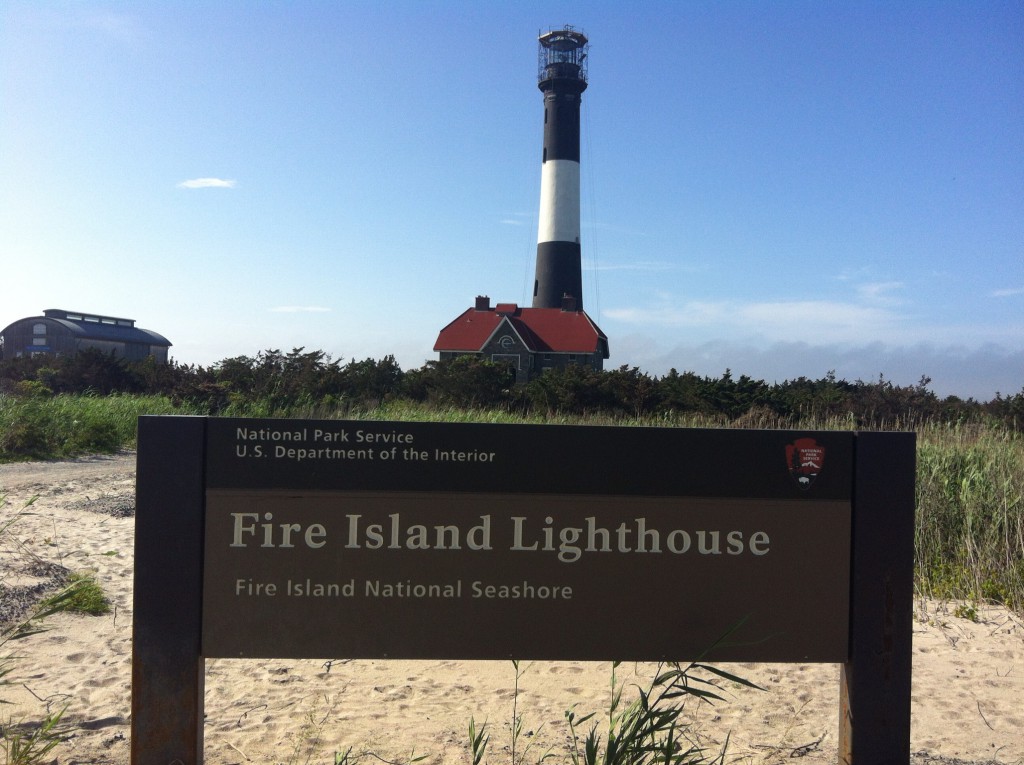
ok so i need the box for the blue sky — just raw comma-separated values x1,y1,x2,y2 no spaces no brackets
2,1,1021,400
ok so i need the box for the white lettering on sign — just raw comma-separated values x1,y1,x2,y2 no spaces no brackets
228,512,770,561
229,512,327,549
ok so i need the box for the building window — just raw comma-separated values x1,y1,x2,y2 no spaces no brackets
569,354,577,362
32,338,47,346
33,323,46,335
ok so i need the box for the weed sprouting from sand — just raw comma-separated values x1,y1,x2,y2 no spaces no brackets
564,661,759,765
468,661,553,765
0,496,69,764
39,573,109,616
511,661,550,765
283,693,336,765
329,744,426,765
0,706,65,765
0,494,113,764
469,716,491,765
471,660,760,765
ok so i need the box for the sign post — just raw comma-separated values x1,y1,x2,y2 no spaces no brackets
840,431,916,762
132,416,914,763
132,416,205,765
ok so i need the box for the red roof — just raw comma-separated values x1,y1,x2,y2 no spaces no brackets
434,304,608,356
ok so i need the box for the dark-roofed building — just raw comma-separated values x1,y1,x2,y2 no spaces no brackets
0,309,171,363
434,296,608,383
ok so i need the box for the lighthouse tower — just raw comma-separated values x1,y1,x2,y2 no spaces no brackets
434,26,609,382
533,26,588,310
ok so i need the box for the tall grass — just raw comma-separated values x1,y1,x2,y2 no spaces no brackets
0,393,202,462
914,422,1024,612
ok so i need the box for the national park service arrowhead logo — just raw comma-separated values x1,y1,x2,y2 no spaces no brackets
786,437,825,490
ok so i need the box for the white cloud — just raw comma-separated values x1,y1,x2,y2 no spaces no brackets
177,178,237,189
605,299,903,344
269,306,332,313
991,287,1024,298
500,212,533,226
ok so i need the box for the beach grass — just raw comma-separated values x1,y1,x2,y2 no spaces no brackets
0,393,202,462
914,422,1024,612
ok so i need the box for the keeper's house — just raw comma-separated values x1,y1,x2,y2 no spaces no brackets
0,309,171,363
434,296,609,384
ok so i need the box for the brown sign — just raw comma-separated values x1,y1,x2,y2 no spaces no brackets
201,419,852,662
135,417,916,765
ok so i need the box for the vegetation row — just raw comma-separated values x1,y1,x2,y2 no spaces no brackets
2,346,1022,427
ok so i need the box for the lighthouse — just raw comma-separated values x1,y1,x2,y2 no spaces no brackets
434,26,609,382
533,26,588,310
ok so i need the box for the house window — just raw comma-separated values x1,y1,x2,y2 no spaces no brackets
32,338,47,346
569,354,577,362
33,323,46,335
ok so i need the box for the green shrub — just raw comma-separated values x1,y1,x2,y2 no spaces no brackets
67,418,121,454
12,380,52,399
40,573,110,616
0,419,55,460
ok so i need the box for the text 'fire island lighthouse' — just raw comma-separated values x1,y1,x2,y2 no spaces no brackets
434,26,609,384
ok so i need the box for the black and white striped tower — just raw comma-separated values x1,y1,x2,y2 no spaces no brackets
532,26,588,310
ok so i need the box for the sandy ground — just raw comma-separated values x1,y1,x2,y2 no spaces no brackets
1,454,1022,765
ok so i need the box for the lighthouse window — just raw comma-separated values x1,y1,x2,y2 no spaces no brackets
545,108,548,124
